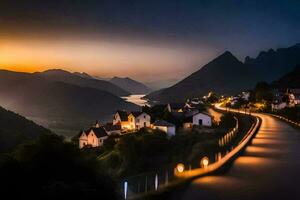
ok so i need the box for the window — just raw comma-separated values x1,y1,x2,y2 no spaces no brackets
144,122,146,127
137,119,140,123
144,115,146,118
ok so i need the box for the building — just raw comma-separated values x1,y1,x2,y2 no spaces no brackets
152,120,176,137
183,111,212,128
103,123,121,135
112,110,130,130
289,89,300,105
79,126,109,149
271,88,300,110
128,111,151,130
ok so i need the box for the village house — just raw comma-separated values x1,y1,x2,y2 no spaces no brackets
78,124,109,149
112,110,131,130
112,110,151,131
128,111,151,130
152,120,176,137
289,89,300,105
183,111,212,129
104,123,122,135
271,88,300,111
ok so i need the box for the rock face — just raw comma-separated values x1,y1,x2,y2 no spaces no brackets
146,43,300,103
110,76,152,94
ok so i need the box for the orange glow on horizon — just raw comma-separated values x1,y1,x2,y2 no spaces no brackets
0,36,215,81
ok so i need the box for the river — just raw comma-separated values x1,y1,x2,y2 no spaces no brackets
122,94,150,107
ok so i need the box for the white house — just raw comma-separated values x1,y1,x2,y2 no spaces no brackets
152,120,176,137
79,126,108,149
128,111,151,130
183,112,212,128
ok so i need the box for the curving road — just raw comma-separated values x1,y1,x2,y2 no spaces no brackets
180,113,300,200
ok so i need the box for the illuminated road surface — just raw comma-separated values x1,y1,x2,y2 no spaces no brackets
181,114,300,200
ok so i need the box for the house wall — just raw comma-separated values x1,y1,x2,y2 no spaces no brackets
135,113,151,129
128,114,136,130
153,125,176,137
167,126,176,137
113,113,121,125
153,125,168,133
87,130,99,147
97,136,108,146
193,113,212,126
79,134,88,149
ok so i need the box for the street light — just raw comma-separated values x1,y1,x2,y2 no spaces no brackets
176,163,185,173
201,157,209,168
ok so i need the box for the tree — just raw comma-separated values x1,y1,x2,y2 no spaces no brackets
253,82,273,102
0,134,120,199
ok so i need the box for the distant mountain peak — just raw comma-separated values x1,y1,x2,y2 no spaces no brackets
42,69,70,74
73,71,94,79
109,76,152,94
211,51,241,65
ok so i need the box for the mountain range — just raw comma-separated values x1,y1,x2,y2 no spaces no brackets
109,76,152,94
0,70,139,135
35,69,130,96
146,43,300,103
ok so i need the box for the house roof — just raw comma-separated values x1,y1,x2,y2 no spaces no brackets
130,111,142,118
86,127,108,138
153,120,175,127
116,110,129,121
104,123,121,131
78,130,86,138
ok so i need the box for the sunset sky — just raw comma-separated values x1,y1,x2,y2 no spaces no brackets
0,0,299,82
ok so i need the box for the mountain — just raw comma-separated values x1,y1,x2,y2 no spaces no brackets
245,43,300,82
144,78,179,91
73,71,94,79
273,65,300,88
146,51,255,102
110,76,152,94
0,70,139,135
35,69,130,96
0,106,52,152
146,43,300,103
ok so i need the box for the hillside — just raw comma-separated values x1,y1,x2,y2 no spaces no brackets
0,70,139,134
146,43,300,103
146,51,255,102
110,77,152,94
273,65,300,88
0,106,52,152
35,69,130,96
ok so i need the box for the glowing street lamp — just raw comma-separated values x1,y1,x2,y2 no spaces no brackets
176,163,185,173
201,157,209,168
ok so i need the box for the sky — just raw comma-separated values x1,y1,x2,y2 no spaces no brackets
0,0,299,82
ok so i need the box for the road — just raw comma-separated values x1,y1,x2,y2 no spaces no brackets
180,113,300,200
